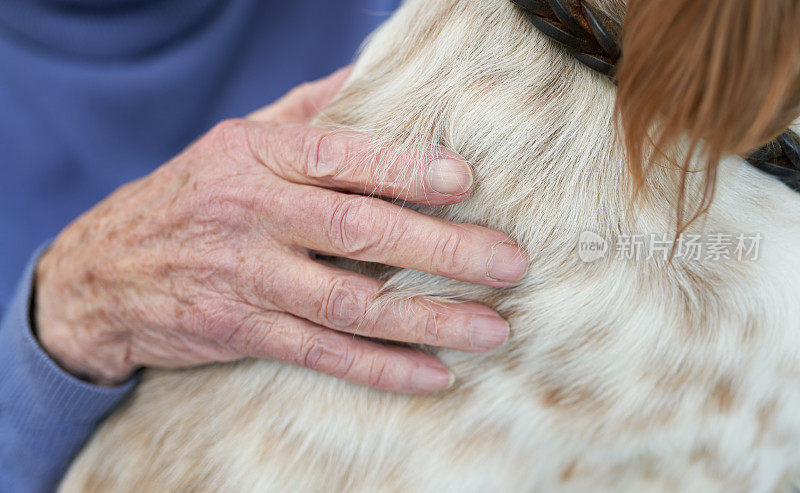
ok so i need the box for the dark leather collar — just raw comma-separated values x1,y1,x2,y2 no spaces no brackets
511,0,800,192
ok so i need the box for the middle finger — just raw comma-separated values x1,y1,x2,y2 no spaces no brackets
267,183,529,287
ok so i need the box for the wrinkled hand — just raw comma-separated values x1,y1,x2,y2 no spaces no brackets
35,68,528,394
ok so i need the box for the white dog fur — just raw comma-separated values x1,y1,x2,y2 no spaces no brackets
61,0,800,491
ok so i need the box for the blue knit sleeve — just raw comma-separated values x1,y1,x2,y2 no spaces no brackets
0,244,138,493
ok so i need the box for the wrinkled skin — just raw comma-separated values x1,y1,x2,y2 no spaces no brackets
34,68,527,393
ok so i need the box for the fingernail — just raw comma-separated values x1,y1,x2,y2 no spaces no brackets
427,158,473,195
470,315,510,351
411,366,454,393
487,243,528,283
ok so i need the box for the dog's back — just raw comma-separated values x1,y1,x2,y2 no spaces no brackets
61,1,800,491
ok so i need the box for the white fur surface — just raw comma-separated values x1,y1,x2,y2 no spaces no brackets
61,1,800,491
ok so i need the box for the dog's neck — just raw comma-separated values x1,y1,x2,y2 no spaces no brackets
320,0,640,257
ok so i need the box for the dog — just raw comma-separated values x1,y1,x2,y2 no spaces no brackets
61,0,800,490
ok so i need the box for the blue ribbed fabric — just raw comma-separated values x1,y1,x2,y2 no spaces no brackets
0,245,138,491
0,0,400,313
0,1,399,490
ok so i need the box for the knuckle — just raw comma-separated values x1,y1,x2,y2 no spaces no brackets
191,173,264,227
320,277,367,330
367,358,392,388
302,129,340,179
205,118,248,153
236,259,280,304
368,147,404,189
299,334,353,378
376,215,407,253
195,183,258,226
192,249,242,291
419,306,443,343
431,230,468,277
327,196,378,255
235,312,275,354
191,299,271,356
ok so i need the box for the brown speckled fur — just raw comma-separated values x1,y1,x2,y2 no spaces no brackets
61,1,800,491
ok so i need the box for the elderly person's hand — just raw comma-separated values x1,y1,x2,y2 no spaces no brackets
34,68,528,394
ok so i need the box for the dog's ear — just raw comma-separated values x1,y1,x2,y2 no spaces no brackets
614,0,800,227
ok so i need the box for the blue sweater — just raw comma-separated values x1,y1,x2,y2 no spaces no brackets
0,1,398,490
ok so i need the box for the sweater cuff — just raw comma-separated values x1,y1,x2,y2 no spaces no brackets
0,243,137,423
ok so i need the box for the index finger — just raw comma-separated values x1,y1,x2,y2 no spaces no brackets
245,68,475,205
240,120,474,205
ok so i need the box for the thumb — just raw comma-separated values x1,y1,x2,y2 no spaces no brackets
248,65,353,123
